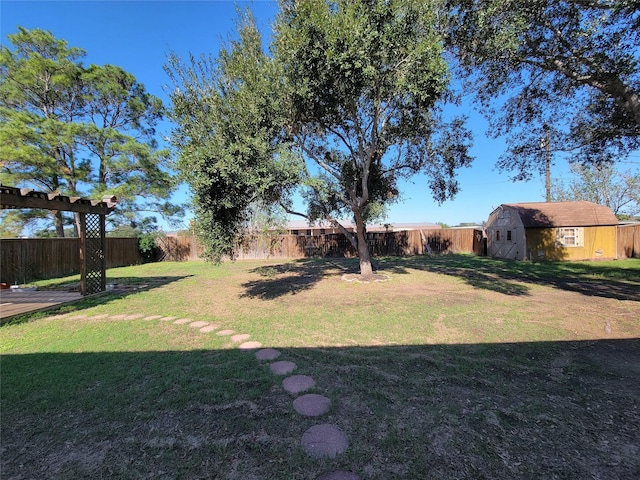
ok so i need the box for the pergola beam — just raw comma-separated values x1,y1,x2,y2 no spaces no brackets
0,186,116,214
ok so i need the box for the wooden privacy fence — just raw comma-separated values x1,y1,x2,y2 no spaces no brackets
155,235,204,262
6,224,632,284
617,223,640,259
158,228,485,261
1,237,142,285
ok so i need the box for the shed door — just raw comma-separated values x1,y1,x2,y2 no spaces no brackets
492,228,518,260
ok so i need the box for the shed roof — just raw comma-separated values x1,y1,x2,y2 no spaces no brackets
502,201,618,228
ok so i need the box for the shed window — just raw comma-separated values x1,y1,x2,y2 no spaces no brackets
556,227,583,247
320,229,326,235
292,230,299,235
496,210,511,226
495,230,501,241
306,229,312,236
507,230,512,241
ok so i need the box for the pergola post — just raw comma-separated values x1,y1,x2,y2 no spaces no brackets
79,212,87,295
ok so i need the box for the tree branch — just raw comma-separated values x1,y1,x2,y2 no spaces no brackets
295,136,342,181
279,202,308,220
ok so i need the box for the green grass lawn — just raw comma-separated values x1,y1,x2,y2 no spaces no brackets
2,255,639,479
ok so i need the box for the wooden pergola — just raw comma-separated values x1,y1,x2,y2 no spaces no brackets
0,185,117,295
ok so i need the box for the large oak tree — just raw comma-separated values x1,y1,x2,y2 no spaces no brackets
167,0,472,277
446,0,639,180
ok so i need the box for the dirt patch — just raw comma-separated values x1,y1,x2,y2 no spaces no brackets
341,273,391,283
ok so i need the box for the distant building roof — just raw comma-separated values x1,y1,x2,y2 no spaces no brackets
286,220,336,230
285,220,441,232
368,222,442,231
500,201,618,228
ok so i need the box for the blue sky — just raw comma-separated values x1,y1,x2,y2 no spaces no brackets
2,0,578,228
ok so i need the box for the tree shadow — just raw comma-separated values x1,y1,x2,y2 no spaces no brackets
241,255,532,299
2,338,639,479
376,255,532,296
240,259,359,299
377,255,640,301
239,254,639,301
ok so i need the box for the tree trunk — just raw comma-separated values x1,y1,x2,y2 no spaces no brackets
354,213,374,278
73,212,82,238
609,79,640,128
53,210,65,237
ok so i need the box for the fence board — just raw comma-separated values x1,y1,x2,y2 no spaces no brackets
617,224,640,259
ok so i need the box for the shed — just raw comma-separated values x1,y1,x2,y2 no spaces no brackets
486,201,618,261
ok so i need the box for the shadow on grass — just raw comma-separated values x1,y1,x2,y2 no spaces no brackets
379,255,640,302
241,259,359,299
2,338,639,479
240,255,640,301
103,275,194,294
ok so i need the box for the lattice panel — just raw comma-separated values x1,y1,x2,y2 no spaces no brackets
85,213,105,294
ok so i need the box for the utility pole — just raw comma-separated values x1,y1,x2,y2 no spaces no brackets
542,124,551,202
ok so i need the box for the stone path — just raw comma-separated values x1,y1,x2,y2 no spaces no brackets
254,346,361,478
49,311,361,479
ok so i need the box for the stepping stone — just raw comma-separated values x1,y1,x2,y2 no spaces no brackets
173,318,192,325
143,315,163,321
270,361,296,375
256,348,281,361
318,472,362,480
159,316,177,322
293,394,330,417
216,329,234,336
231,333,250,342
199,325,219,333
239,341,262,350
125,314,145,320
301,424,348,459
189,321,209,328
283,375,315,394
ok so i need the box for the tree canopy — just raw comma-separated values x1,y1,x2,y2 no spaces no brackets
0,27,181,236
446,0,640,180
167,1,472,276
551,163,640,219
165,14,302,261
